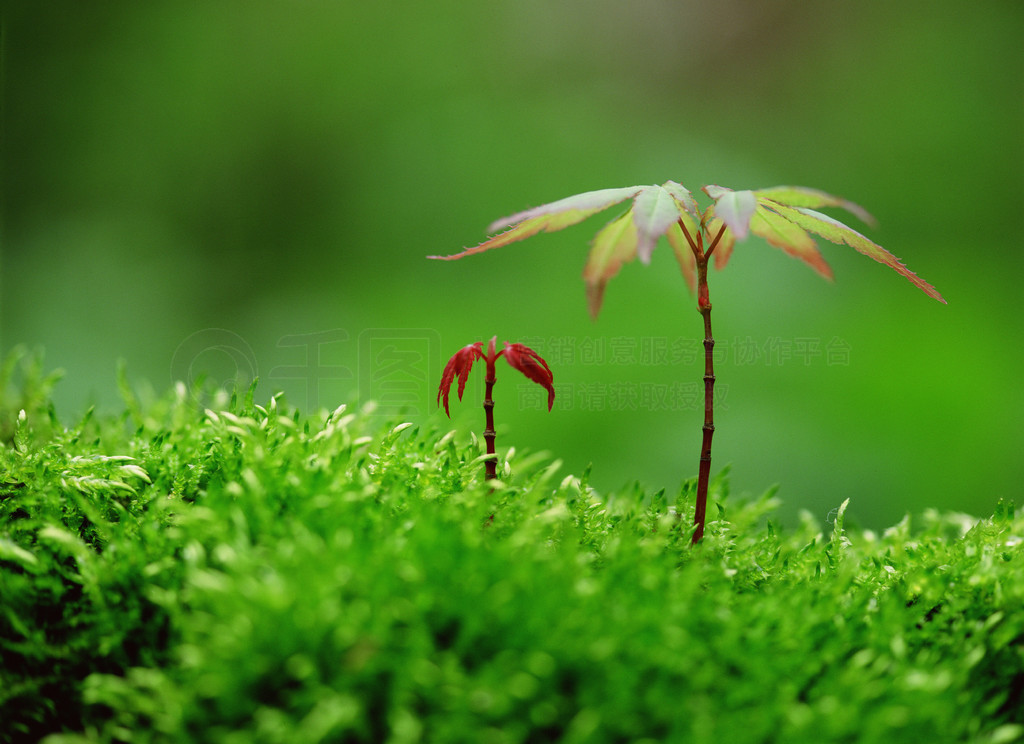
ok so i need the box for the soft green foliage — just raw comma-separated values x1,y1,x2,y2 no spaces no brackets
701,185,945,303
432,182,945,318
2,356,1022,743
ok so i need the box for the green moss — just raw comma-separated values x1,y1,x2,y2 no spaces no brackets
1,352,1022,743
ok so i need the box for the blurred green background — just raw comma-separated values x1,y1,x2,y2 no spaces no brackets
3,2,1022,528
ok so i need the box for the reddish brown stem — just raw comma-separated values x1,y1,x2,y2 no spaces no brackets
679,220,725,544
693,268,714,544
482,359,497,480
705,223,727,260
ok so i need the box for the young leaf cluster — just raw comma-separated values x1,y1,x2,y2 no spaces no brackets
438,337,554,417
1,355,1020,744
431,182,945,317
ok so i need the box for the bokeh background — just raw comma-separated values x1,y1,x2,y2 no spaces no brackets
3,1,1022,528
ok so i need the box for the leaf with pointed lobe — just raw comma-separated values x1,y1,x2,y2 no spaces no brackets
703,185,757,240
583,210,638,318
766,204,946,302
484,335,498,362
502,342,555,411
703,184,943,301
429,183,698,264
749,207,833,280
633,182,696,263
427,186,646,261
427,216,567,261
437,343,484,417
486,186,648,234
432,178,945,316
666,214,699,294
754,186,876,227
660,180,700,216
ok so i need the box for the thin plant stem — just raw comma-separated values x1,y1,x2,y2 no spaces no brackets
482,359,498,480
705,223,727,260
693,261,714,544
679,220,725,544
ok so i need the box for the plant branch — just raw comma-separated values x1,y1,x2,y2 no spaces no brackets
677,218,700,256
678,218,725,543
482,359,498,480
704,224,728,261
692,245,716,544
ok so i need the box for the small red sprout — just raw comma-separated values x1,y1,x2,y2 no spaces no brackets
438,336,554,480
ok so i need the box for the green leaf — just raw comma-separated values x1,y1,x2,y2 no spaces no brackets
661,180,699,215
632,184,687,263
749,205,833,280
666,216,697,294
429,186,644,261
755,185,876,227
703,185,756,239
583,211,638,319
766,204,946,303
487,186,646,234
433,180,944,311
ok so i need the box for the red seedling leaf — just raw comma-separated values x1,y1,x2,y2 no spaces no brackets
437,342,484,417
483,335,499,362
502,342,555,411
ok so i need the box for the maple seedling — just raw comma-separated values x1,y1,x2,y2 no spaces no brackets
431,182,945,542
438,336,555,481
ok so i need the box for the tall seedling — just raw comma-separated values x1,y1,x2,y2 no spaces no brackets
431,183,945,542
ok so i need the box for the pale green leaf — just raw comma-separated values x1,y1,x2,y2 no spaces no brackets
583,211,638,319
487,185,646,233
701,185,731,200
430,186,643,261
666,216,698,294
632,184,685,263
661,180,699,216
750,205,833,280
755,185,876,227
767,204,946,302
428,216,558,260
703,185,756,239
